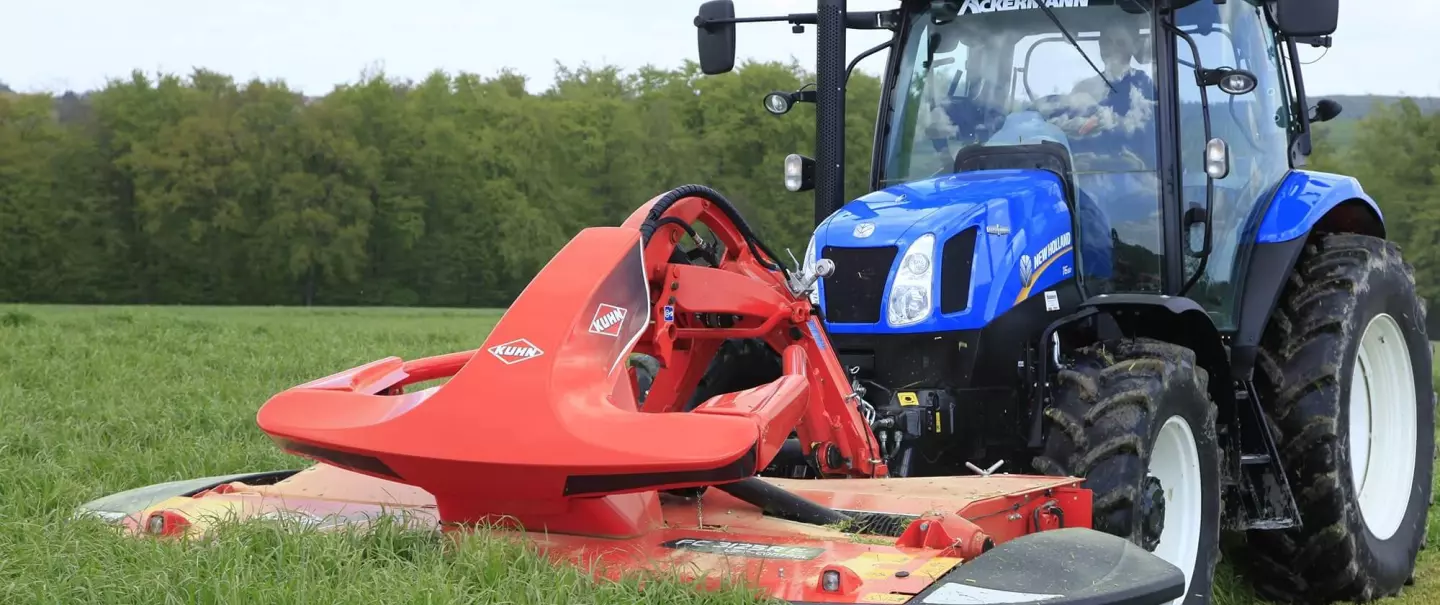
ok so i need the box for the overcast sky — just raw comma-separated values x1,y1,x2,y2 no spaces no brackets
4,0,1436,98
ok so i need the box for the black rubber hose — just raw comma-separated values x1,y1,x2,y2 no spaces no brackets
653,216,720,267
638,184,789,278
715,477,851,526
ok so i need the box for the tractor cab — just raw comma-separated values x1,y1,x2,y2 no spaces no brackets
877,0,1166,298
869,0,1316,322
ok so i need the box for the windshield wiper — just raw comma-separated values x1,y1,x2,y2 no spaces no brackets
1034,3,1115,95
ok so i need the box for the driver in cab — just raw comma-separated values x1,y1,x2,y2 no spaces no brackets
1056,22,1157,159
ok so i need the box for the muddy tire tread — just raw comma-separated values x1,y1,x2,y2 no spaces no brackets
1247,233,1435,604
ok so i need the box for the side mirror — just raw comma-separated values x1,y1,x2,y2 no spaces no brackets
1312,98,1343,123
1269,0,1338,38
696,1,737,75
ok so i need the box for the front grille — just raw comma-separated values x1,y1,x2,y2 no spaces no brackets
822,246,897,324
941,227,979,314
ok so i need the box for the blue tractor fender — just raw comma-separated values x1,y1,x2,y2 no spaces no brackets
1254,170,1384,244
1230,169,1386,379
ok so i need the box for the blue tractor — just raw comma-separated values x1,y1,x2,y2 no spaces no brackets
685,1,1434,603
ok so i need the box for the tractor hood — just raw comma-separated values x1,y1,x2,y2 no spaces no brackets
813,169,1077,333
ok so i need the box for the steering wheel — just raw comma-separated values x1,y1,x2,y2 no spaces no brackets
1030,94,1105,139
927,96,1008,149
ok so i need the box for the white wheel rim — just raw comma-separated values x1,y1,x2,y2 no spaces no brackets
1349,313,1417,540
1149,415,1202,605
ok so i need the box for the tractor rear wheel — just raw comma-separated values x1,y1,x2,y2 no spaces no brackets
1033,338,1221,605
1247,233,1434,603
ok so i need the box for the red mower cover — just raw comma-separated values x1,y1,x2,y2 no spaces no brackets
256,189,886,533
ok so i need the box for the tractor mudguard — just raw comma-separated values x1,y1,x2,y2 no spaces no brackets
1254,170,1383,244
1023,293,1235,447
1232,170,1386,379
1078,293,1231,392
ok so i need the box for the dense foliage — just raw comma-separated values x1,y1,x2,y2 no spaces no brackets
1306,100,1440,307
0,63,880,306
0,65,1435,308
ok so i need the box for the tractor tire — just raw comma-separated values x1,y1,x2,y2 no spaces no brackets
1246,233,1435,604
627,243,783,409
629,338,781,409
685,338,782,410
1033,337,1221,605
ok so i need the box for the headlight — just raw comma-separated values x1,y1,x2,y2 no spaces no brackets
888,234,935,327
803,234,820,305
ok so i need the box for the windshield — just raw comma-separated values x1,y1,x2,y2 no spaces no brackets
881,0,1164,293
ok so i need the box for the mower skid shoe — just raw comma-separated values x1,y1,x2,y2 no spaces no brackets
897,528,1184,605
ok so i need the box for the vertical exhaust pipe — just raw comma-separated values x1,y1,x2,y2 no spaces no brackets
814,0,847,227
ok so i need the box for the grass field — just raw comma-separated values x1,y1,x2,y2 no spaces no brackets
0,304,1435,604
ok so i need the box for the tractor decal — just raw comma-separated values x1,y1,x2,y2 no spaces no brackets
958,0,1090,15
1016,232,1073,302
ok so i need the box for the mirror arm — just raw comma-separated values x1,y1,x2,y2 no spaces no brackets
1283,37,1314,162
1292,34,1333,48
695,10,897,31
846,40,894,86
695,14,805,29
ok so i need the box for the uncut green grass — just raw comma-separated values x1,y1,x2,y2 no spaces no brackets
0,305,1434,604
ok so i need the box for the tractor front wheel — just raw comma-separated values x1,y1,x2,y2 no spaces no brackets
1033,338,1221,605
1248,233,1435,603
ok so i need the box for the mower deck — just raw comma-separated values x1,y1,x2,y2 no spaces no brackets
119,464,1101,603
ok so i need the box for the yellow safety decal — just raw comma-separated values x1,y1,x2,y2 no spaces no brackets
914,556,963,580
858,568,894,580
898,392,919,407
860,594,912,604
935,411,942,433
845,552,911,581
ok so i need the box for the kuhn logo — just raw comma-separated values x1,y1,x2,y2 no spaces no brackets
959,0,1089,15
589,304,627,337
488,338,544,365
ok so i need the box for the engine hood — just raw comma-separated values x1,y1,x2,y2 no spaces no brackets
821,170,1064,248
814,169,1077,333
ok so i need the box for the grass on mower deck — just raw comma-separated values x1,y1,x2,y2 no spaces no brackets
0,305,1435,604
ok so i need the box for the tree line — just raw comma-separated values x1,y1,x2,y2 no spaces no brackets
0,63,1435,308
1306,99,1440,311
0,63,879,307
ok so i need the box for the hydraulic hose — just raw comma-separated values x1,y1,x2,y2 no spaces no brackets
714,477,850,526
638,185,790,278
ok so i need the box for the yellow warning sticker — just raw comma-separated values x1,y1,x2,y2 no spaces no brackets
914,556,963,580
898,392,919,407
845,552,911,581
858,567,894,580
860,594,912,604
935,411,942,433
